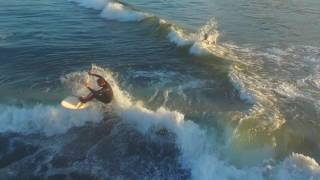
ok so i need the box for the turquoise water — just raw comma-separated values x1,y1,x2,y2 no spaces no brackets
0,0,320,179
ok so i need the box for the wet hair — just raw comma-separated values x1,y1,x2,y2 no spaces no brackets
97,78,106,87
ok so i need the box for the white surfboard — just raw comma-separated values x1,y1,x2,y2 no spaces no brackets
61,96,90,110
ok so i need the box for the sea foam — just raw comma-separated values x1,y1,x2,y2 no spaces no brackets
100,2,147,22
69,0,148,22
0,105,102,136
275,153,320,179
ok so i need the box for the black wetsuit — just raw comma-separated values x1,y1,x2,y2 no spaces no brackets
87,84,113,104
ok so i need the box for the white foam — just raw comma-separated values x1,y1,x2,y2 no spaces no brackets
229,70,256,104
100,2,147,22
115,100,267,180
274,82,301,98
69,0,147,22
167,26,193,46
275,153,320,179
159,18,168,24
189,42,209,56
0,105,102,136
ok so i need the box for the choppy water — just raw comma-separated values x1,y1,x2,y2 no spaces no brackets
0,0,320,179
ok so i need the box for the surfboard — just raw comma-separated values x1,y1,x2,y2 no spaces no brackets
61,96,90,110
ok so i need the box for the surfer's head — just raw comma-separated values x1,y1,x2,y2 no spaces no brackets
97,78,106,87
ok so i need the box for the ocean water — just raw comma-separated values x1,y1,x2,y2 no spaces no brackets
0,0,320,179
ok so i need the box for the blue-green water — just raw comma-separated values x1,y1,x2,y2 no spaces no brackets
0,0,320,179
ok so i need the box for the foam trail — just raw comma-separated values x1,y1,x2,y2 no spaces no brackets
0,105,102,136
229,70,256,104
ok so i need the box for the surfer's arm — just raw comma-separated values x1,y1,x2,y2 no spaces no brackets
79,92,94,103
78,86,96,103
88,72,104,80
86,86,97,94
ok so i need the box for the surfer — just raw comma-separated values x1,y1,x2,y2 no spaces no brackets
78,71,113,104
203,33,209,41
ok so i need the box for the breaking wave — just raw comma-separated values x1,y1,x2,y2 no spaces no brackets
69,0,149,22
0,105,102,136
61,65,320,179
100,2,148,22
68,0,220,55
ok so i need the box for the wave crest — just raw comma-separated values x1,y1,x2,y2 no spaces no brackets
100,2,148,22
0,105,102,136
